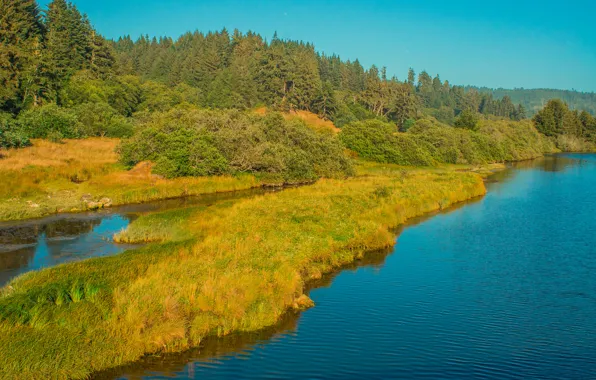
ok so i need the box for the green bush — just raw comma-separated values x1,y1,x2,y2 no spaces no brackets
16,104,82,139
0,113,31,149
119,108,353,181
72,102,133,138
341,117,556,166
340,119,435,166
454,109,480,131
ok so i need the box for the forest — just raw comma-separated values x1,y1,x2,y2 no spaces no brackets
1,0,596,173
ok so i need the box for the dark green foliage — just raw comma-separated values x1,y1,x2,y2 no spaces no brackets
0,0,44,111
454,109,480,131
0,112,31,148
17,103,81,139
119,108,353,181
532,99,592,145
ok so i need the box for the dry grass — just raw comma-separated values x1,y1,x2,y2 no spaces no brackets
0,138,119,170
0,163,486,379
285,110,340,135
253,107,340,135
0,139,262,221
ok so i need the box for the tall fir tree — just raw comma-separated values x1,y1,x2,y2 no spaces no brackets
0,0,44,112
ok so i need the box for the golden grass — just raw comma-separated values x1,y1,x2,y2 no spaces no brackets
253,107,340,135
0,138,119,170
0,139,262,221
0,163,486,379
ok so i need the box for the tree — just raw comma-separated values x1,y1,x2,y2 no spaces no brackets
407,68,416,88
0,0,44,112
533,99,568,136
312,81,338,119
454,109,479,131
44,0,94,100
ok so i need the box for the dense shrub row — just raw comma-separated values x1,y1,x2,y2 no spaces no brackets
119,108,354,182
340,117,556,166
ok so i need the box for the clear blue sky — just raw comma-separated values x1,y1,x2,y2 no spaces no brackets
39,0,596,92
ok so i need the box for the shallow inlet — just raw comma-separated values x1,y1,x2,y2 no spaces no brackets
97,154,596,380
0,187,276,286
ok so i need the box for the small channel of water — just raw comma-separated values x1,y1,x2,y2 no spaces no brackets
0,188,274,286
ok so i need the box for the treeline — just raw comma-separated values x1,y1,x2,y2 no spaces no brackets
111,32,528,126
1,0,595,172
473,87,596,117
533,99,596,151
1,0,532,129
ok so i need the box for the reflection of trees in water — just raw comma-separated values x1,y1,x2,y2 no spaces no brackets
0,246,35,271
508,155,591,174
0,218,104,245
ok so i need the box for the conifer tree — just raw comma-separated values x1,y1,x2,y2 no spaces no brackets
0,0,44,112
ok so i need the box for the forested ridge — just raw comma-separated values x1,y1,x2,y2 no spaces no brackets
472,87,596,116
1,0,595,170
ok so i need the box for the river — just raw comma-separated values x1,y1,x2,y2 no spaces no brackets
99,154,596,379
0,188,274,286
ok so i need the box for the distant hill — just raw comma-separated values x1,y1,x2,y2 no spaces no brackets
469,87,596,116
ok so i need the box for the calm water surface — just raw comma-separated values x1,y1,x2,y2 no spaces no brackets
0,188,273,286
102,154,596,380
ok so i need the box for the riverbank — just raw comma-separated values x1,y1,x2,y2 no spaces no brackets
0,138,265,222
0,163,485,379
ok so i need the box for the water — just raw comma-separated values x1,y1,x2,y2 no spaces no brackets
100,154,596,380
0,188,273,286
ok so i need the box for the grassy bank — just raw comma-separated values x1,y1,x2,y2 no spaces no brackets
0,163,485,379
0,138,261,222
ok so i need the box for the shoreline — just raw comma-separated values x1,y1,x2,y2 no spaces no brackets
92,193,489,379
0,165,486,379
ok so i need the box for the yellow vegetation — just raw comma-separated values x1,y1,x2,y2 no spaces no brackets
0,139,261,221
253,107,340,135
0,163,486,378
0,138,119,170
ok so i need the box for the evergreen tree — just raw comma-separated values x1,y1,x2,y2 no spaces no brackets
0,0,44,112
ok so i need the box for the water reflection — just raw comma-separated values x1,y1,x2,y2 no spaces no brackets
0,187,275,286
0,215,134,286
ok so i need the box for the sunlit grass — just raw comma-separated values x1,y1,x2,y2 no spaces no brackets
0,163,486,378
0,139,261,221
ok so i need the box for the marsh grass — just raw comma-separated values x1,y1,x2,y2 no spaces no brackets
0,163,486,379
0,139,261,221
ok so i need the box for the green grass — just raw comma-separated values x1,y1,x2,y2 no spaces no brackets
0,164,486,379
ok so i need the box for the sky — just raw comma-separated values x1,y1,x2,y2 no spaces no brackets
38,0,596,92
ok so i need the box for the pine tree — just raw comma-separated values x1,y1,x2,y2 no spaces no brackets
44,0,93,101
0,0,44,112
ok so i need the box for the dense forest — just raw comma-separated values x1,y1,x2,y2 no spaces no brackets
473,87,596,116
1,0,595,174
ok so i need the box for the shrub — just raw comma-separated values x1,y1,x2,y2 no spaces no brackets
340,119,435,166
16,104,82,139
341,117,555,166
72,102,133,138
119,108,353,181
0,113,31,149
454,109,480,131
